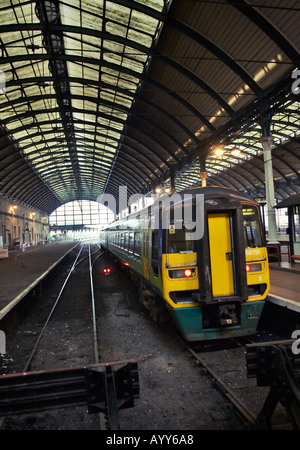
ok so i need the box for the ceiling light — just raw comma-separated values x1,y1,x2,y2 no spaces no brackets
214,147,225,157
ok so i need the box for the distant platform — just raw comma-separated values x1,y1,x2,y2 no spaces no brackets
268,262,300,313
0,242,78,321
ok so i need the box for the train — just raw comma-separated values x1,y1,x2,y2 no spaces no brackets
100,186,269,341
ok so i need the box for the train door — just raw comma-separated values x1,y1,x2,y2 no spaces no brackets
208,212,234,297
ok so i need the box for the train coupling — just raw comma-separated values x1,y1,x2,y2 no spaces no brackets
218,304,239,326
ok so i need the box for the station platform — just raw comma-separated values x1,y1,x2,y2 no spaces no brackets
0,242,78,321
268,261,300,314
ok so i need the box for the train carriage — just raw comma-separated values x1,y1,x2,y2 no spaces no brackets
100,186,269,341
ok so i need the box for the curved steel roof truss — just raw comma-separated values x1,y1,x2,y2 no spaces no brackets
0,0,299,215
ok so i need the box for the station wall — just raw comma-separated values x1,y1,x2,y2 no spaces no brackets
0,196,50,248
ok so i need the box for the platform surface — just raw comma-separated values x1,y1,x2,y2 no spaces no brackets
0,242,78,320
268,262,300,313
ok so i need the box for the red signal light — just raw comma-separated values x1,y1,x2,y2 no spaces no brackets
103,267,111,275
184,269,193,277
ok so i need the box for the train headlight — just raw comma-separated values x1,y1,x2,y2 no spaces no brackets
169,268,195,278
184,269,193,277
246,263,262,272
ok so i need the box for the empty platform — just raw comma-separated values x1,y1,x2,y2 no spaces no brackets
0,242,78,321
268,262,300,313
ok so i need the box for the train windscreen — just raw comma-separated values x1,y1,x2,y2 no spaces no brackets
167,227,195,253
243,206,263,248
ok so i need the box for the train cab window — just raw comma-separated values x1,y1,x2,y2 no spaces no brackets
167,227,195,254
243,207,263,248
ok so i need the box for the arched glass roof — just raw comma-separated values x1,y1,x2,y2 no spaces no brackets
49,199,114,226
0,0,299,214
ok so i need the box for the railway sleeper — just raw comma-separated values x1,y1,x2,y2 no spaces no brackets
0,360,139,430
246,340,300,430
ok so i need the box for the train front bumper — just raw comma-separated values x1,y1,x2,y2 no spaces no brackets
167,300,265,341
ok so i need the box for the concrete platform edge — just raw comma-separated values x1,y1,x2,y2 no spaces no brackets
0,243,79,321
267,294,300,314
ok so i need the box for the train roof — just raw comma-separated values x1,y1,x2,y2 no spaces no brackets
178,186,258,203
102,186,258,230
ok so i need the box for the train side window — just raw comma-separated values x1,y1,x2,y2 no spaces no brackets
120,233,124,248
243,207,263,248
128,232,134,252
134,232,141,256
152,231,159,276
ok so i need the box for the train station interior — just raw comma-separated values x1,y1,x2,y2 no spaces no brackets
0,0,299,256
0,0,300,431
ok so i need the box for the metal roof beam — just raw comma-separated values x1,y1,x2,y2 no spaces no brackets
165,16,262,95
227,0,300,66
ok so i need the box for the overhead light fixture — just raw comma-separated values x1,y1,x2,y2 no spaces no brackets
214,146,225,157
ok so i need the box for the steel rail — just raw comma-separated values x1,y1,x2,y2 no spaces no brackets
88,244,100,365
75,243,103,268
0,242,111,430
187,344,256,426
22,243,84,372
88,244,111,429
174,332,257,426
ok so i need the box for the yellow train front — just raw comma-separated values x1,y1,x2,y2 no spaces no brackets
100,186,269,341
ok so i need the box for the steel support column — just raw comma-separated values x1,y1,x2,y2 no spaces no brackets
199,153,208,187
258,112,278,244
261,136,279,244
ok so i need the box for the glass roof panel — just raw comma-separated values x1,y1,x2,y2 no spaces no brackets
0,0,165,205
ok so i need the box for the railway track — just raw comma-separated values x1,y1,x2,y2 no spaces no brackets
177,334,298,430
0,243,138,430
18,243,103,373
0,247,297,430
181,339,257,426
